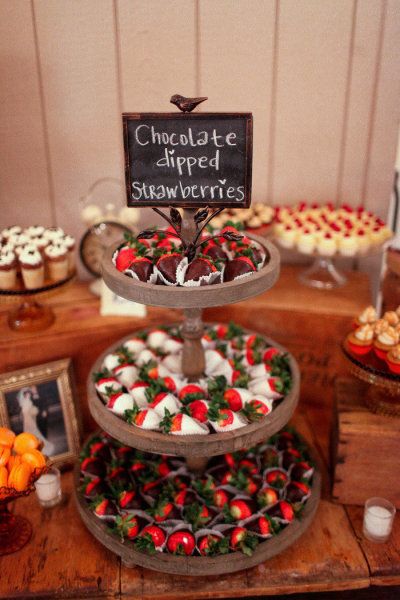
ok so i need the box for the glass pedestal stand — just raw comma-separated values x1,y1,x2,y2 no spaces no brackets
0,271,76,332
298,256,347,290
0,503,32,556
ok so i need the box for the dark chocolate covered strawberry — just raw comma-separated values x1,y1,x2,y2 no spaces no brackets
202,241,228,261
82,477,107,499
108,466,130,488
184,256,217,283
291,461,313,481
261,447,280,468
81,457,106,478
267,500,295,522
223,256,256,282
92,497,118,520
230,527,259,556
183,502,212,531
166,530,196,555
88,440,112,463
125,256,153,282
174,488,198,507
198,534,229,556
276,431,296,450
118,489,143,511
156,252,182,283
282,448,301,470
152,499,181,522
246,514,272,536
265,469,289,489
213,487,233,508
285,481,310,503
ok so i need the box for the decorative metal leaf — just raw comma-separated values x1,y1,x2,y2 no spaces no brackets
169,207,182,231
137,229,156,240
194,207,209,224
223,231,244,242
185,243,197,263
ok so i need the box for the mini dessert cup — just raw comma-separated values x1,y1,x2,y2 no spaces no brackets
386,345,400,374
346,327,373,355
44,244,69,281
19,248,44,289
373,327,398,360
0,252,17,290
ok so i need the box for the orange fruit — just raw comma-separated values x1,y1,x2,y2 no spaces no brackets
0,465,8,488
21,449,46,470
8,463,33,491
13,432,40,455
0,445,10,467
0,427,15,448
7,455,21,473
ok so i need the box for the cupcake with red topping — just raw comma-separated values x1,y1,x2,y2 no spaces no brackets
373,325,399,360
386,344,400,374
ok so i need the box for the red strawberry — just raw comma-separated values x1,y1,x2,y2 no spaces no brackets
108,466,129,487
162,376,176,392
243,399,270,420
173,488,197,507
187,399,209,422
213,488,231,508
282,448,301,470
198,534,227,556
223,388,243,411
115,247,135,271
221,471,235,485
116,514,140,539
178,384,206,403
238,459,258,475
215,408,234,427
224,453,237,468
257,486,279,508
230,527,259,556
130,459,146,474
265,469,288,489
89,441,112,462
153,499,178,522
263,347,281,362
167,530,196,555
215,324,228,339
229,499,253,520
139,524,166,548
156,461,171,477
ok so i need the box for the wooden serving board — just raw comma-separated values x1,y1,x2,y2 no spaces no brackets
87,324,300,457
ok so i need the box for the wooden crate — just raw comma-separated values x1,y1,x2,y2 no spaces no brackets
332,378,400,509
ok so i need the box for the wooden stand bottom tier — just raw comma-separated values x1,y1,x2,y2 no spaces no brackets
73,432,321,576
332,377,400,508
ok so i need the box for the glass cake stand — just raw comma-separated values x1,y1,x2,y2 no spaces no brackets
273,238,392,290
342,338,400,417
0,271,76,332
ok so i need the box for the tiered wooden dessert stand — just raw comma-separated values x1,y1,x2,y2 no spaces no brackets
74,228,321,575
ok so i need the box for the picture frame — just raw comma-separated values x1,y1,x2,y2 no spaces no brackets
100,280,147,317
0,359,81,468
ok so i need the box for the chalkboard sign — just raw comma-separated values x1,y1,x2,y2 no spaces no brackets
123,113,252,208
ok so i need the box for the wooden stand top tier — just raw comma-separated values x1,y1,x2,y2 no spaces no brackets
102,234,280,309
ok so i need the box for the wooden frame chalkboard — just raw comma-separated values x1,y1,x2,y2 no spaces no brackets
123,112,252,208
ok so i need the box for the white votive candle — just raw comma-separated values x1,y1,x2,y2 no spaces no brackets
35,467,62,508
363,497,395,543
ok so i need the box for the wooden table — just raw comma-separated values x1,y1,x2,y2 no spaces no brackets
1,266,399,599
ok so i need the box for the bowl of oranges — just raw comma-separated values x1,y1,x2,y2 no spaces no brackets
0,426,48,556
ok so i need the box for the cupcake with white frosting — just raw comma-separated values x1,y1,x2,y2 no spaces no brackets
44,243,69,281
19,248,44,289
43,227,65,243
25,225,45,238
1,226,22,241
346,324,374,355
62,235,76,271
374,326,399,360
0,251,17,289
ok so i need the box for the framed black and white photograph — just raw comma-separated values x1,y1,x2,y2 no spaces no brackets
0,359,81,468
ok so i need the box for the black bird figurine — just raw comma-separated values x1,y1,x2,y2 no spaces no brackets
170,94,208,113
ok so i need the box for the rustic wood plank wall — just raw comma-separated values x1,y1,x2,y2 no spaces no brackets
0,0,399,243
